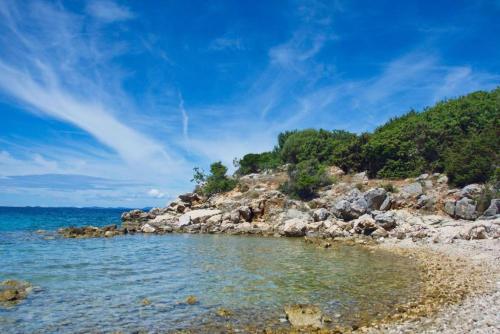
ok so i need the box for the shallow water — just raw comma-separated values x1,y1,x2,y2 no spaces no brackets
0,207,421,333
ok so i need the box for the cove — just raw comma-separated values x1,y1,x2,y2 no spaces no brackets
0,233,421,333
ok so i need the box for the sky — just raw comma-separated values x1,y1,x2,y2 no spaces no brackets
0,0,499,208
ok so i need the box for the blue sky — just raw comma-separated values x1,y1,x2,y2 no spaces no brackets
0,0,499,207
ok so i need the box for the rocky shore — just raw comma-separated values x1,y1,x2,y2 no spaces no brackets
58,168,499,333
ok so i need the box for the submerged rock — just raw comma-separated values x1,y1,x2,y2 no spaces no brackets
284,304,324,329
185,295,198,305
0,280,32,304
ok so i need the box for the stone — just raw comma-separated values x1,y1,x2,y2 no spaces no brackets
455,197,477,220
185,295,198,305
0,280,32,304
216,307,233,317
313,208,330,222
371,227,388,238
352,214,377,235
417,195,435,210
141,224,156,233
401,182,423,197
178,192,201,203
238,206,253,222
374,211,397,230
363,188,387,210
284,304,324,329
334,197,367,221
280,218,308,237
481,199,500,218
460,184,483,199
444,200,456,217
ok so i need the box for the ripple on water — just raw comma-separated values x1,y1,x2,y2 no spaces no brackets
0,233,421,333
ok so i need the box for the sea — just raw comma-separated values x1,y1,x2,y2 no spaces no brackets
0,206,420,333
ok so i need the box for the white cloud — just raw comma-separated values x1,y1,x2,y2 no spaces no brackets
86,0,134,23
147,188,165,199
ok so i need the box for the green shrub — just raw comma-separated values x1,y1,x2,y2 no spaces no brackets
236,151,281,175
191,162,237,197
279,159,332,200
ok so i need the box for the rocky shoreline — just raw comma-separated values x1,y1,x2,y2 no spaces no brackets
55,169,499,332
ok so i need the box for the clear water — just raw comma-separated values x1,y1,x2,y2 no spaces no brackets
0,207,421,333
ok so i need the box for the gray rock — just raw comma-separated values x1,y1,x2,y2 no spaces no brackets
460,184,483,199
280,218,308,237
364,188,387,210
481,199,500,218
334,198,366,221
417,194,435,210
313,208,330,222
374,211,397,230
455,197,477,220
401,182,423,197
444,200,456,217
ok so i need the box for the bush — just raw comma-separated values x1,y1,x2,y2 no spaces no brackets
279,159,332,200
236,151,281,175
192,162,237,197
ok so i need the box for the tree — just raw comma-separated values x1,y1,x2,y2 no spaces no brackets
192,162,237,196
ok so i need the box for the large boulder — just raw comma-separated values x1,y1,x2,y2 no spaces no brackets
284,304,324,329
280,218,308,237
373,211,397,230
177,209,221,227
334,197,367,221
455,197,477,220
401,182,423,198
363,188,387,210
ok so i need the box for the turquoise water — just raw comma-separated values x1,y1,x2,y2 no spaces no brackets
0,207,421,333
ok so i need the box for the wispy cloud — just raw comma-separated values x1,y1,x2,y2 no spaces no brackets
86,0,134,23
209,35,245,51
0,0,189,206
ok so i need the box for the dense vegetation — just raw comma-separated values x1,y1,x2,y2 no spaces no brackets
196,88,499,199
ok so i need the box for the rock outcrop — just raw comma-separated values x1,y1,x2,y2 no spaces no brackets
0,280,32,304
